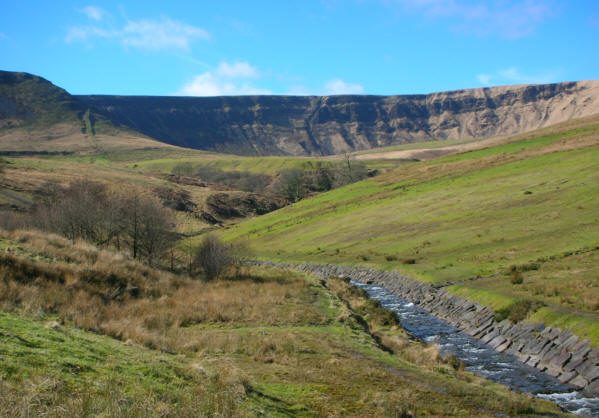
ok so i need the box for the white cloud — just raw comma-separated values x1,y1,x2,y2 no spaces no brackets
286,79,366,95
65,25,111,43
65,16,209,51
80,6,106,21
121,18,209,50
324,78,365,95
476,66,560,86
476,73,492,85
177,69,365,97
177,61,271,96
216,61,259,78
391,0,554,39
497,67,559,84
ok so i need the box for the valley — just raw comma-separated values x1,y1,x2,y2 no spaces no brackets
1,69,598,416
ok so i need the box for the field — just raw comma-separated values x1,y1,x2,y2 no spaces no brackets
220,115,599,344
0,229,565,416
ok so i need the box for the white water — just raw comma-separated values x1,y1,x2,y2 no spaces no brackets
353,281,599,416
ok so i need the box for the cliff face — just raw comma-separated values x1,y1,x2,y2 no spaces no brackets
77,81,599,156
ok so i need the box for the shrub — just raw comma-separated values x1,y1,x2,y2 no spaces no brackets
510,271,523,284
508,262,540,273
402,258,416,265
194,235,232,280
495,300,545,323
385,255,398,262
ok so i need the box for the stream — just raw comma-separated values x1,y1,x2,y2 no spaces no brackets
352,280,599,416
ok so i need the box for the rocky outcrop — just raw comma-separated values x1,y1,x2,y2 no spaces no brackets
78,80,599,156
252,261,599,396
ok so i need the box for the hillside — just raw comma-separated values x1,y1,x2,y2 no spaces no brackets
220,115,599,344
0,71,178,154
79,80,599,156
0,228,565,416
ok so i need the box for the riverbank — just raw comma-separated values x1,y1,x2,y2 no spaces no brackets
252,261,599,398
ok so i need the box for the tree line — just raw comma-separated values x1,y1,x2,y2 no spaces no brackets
33,180,176,267
172,157,372,202
0,179,238,280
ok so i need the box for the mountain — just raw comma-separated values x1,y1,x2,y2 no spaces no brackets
0,71,174,153
0,71,106,131
78,80,599,156
1,71,598,156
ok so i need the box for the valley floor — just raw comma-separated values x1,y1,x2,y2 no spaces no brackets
0,229,566,416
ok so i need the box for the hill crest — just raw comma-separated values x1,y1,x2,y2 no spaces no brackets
1,70,598,156
78,80,599,156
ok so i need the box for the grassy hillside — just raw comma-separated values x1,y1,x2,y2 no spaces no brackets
0,228,563,416
220,115,599,344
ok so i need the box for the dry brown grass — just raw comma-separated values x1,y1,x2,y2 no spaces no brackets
0,229,329,353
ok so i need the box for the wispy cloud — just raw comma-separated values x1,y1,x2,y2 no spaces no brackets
177,61,271,96
287,78,366,95
324,78,365,95
80,6,106,21
391,0,554,39
476,66,561,86
0,32,8,41
476,73,492,85
216,61,259,79
65,16,209,51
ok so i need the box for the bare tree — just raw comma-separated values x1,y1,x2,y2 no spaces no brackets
278,168,306,202
343,152,354,182
31,180,176,267
122,193,175,266
194,234,232,280
34,179,109,244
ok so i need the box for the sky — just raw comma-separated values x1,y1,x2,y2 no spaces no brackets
1,1,598,96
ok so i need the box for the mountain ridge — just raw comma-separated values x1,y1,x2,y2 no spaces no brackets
1,70,598,156
78,80,599,156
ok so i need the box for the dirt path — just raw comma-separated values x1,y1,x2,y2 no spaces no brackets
354,135,510,161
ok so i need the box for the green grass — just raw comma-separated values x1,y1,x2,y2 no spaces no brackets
220,118,599,340
0,231,565,416
128,154,406,175
0,312,242,416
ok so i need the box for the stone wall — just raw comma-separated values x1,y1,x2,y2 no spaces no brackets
252,261,599,396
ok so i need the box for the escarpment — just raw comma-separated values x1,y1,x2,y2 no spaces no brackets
78,80,599,156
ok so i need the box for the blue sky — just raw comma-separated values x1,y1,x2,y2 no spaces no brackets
1,1,598,96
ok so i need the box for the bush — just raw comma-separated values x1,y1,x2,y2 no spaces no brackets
402,258,416,265
495,300,545,323
194,235,232,280
508,262,540,273
385,255,398,262
510,271,524,284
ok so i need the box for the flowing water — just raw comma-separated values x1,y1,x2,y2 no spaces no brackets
352,280,599,416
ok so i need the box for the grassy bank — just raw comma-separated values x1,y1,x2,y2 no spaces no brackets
0,228,564,416
220,115,599,344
